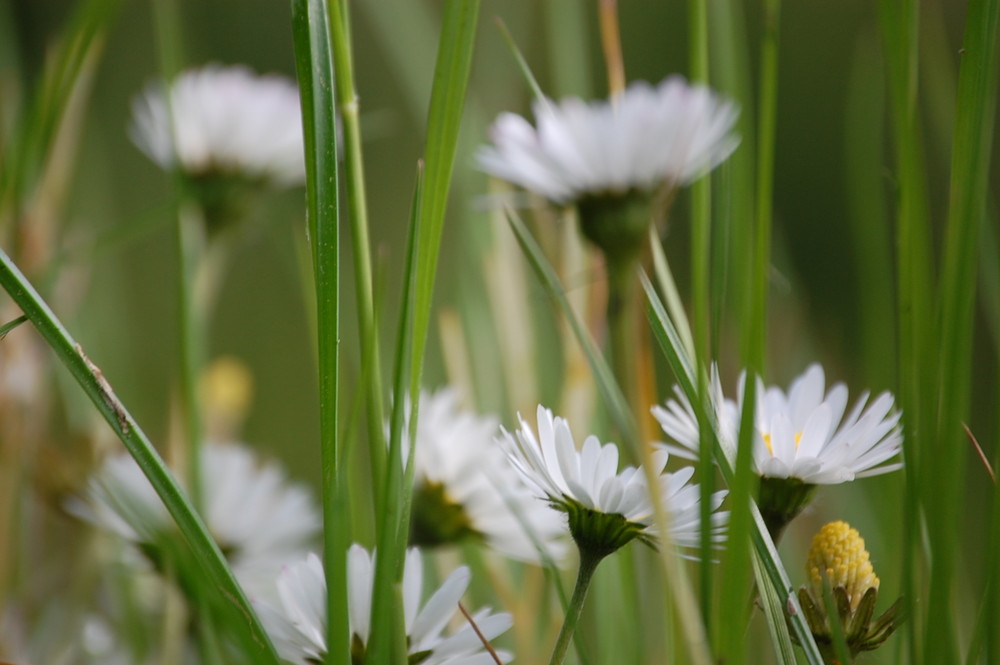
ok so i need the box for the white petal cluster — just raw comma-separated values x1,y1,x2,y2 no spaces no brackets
258,546,512,665
653,364,904,484
129,64,305,186
497,405,726,548
72,442,320,598
406,389,567,562
477,76,739,204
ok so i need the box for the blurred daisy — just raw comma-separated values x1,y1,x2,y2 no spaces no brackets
477,76,739,206
654,364,903,536
71,442,320,599
130,64,305,187
403,389,566,563
257,546,512,665
497,405,727,558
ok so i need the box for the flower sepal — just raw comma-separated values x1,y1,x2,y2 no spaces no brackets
577,189,656,266
758,476,817,540
796,583,905,660
561,498,652,559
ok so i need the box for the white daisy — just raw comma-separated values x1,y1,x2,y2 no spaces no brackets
71,442,320,599
129,64,305,186
653,364,904,485
257,546,513,665
496,405,727,556
403,389,567,563
477,76,739,205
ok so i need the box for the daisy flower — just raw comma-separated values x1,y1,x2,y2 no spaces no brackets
653,364,903,536
129,64,305,187
497,405,727,558
404,389,566,563
477,76,739,206
71,442,320,600
257,546,512,665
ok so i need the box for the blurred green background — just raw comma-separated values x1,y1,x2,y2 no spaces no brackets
3,1,997,655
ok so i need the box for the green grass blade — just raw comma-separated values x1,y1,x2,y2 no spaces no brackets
290,1,349,663
929,0,1000,660
369,2,480,662
752,553,797,664
878,0,934,660
0,248,281,665
411,0,479,377
328,0,388,510
369,162,424,665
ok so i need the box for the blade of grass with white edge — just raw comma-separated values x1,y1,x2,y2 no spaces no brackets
641,273,826,665
0,249,282,665
368,2,481,664
506,208,713,665
751,554,797,664
930,0,1000,660
290,1,349,663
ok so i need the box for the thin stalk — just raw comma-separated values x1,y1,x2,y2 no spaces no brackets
175,204,205,510
0,248,281,664
328,0,388,506
606,254,639,419
548,548,605,665
598,0,625,97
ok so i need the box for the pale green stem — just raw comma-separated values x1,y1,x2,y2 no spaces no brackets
548,547,606,665
175,203,205,510
606,252,639,420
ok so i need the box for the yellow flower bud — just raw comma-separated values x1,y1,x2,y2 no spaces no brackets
807,520,880,612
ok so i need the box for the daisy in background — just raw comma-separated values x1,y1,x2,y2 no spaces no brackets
496,405,727,665
653,364,903,539
129,64,305,231
477,76,739,261
256,545,512,665
70,442,320,601
478,77,739,419
403,389,567,563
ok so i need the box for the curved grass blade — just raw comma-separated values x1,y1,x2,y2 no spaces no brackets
0,249,281,665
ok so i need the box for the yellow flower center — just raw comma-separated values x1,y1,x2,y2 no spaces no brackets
762,431,802,455
807,520,880,611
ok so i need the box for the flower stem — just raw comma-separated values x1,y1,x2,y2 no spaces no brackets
176,203,206,510
548,547,606,665
605,252,639,422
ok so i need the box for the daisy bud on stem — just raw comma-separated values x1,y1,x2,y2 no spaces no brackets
794,521,904,663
